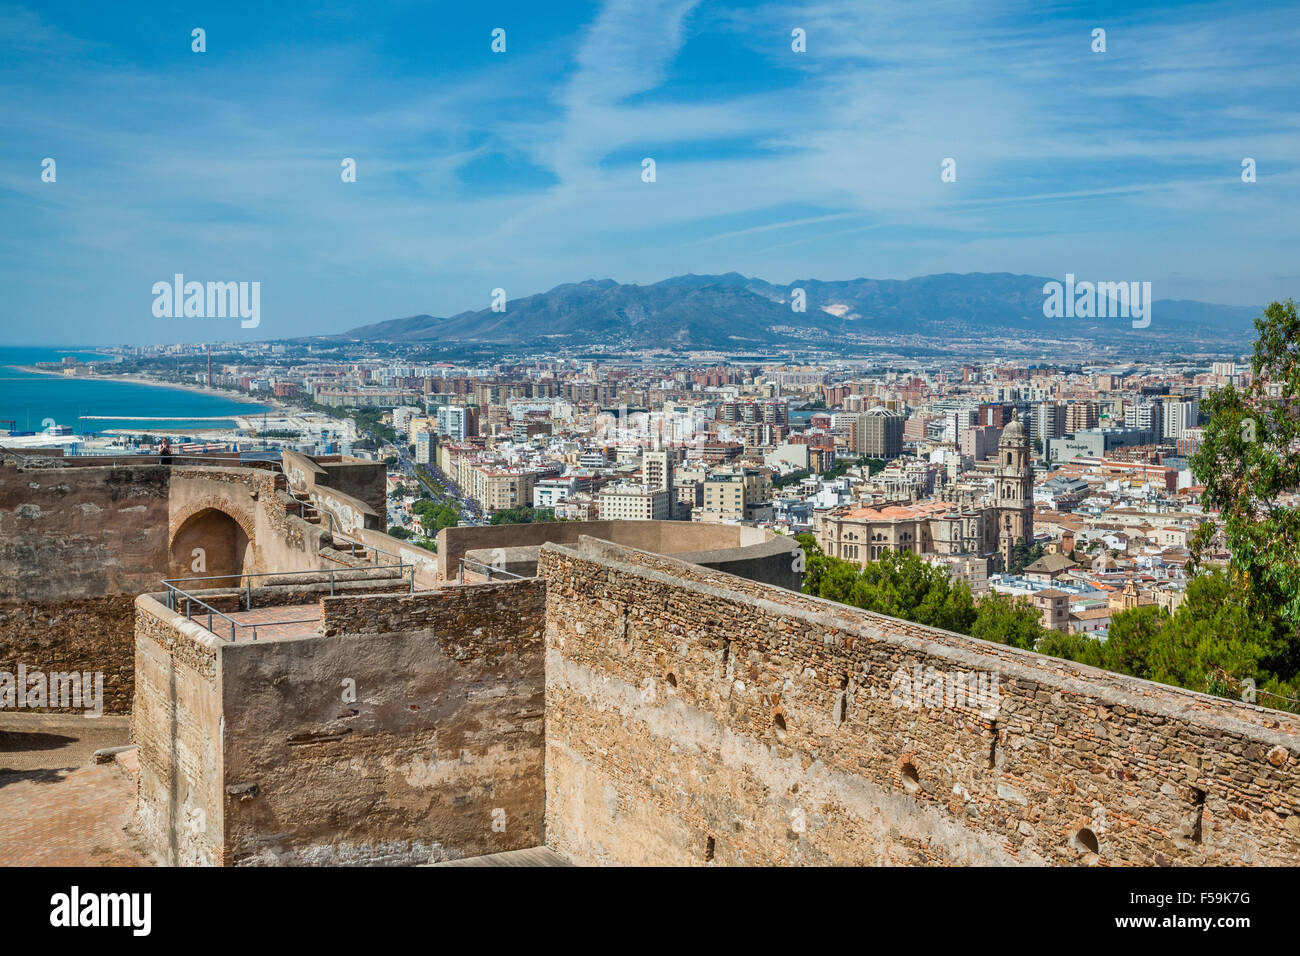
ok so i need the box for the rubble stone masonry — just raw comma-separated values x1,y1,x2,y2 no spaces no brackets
220,579,545,865
1,463,170,714
538,542,1300,866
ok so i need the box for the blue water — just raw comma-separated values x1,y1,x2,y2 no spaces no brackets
0,347,271,435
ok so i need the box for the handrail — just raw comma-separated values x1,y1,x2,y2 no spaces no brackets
458,557,527,582
161,564,416,642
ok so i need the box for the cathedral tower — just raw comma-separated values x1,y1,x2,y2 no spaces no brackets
994,409,1034,570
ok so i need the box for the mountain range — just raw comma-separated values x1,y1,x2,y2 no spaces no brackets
341,273,1261,351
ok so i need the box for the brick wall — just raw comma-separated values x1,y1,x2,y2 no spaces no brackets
538,542,1300,866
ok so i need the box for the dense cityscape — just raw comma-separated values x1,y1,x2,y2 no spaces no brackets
11,331,1295,710
3,0,1297,911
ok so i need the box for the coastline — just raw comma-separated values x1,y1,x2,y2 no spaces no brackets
13,365,273,410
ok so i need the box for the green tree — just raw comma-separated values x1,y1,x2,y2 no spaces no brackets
1037,629,1103,664
799,540,976,634
1191,299,1300,633
1095,605,1167,681
1147,571,1281,691
412,498,459,535
1006,541,1044,576
489,506,557,525
970,592,1045,651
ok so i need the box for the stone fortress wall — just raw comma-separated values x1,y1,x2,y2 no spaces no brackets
0,451,379,714
129,532,1300,867
133,578,545,865
540,538,1299,866
4,454,1297,866
0,459,172,714
439,519,799,588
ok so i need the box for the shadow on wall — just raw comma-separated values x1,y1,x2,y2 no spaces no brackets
169,508,251,588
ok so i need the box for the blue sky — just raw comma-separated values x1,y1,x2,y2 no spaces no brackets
1,0,1298,345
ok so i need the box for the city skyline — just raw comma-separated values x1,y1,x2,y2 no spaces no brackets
3,0,1299,345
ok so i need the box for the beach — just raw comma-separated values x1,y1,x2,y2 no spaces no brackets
14,365,272,408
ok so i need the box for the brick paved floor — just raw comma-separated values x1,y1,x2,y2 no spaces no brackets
0,714,152,866
224,604,323,642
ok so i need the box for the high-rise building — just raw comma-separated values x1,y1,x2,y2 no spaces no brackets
1033,402,1066,445
414,430,434,464
436,405,468,441
857,407,905,459
642,448,673,495
1064,401,1099,433
1161,399,1199,441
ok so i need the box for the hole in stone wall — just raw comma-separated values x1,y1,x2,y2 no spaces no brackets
1072,827,1100,855
987,721,999,770
834,692,848,727
665,672,678,688
704,836,715,862
773,711,787,740
1185,788,1206,844
900,761,921,794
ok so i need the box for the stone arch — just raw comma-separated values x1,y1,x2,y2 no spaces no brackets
169,500,257,585
169,494,258,546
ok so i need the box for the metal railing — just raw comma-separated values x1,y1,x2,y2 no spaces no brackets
458,557,527,583
331,534,405,569
161,563,416,642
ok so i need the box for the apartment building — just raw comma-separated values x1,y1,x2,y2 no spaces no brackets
857,406,905,458
696,467,773,523
597,485,671,521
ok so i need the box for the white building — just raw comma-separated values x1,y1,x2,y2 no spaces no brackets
598,485,671,521
436,405,468,441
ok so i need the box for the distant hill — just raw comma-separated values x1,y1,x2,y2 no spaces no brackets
342,273,1262,350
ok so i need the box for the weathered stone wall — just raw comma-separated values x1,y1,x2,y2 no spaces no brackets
357,528,440,586
0,462,171,714
315,458,388,520
538,543,1300,867
438,520,798,589
0,461,170,600
142,578,548,865
282,450,386,536
0,596,137,714
0,455,380,718
131,595,226,865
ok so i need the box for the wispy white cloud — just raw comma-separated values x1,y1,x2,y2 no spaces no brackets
0,0,1296,343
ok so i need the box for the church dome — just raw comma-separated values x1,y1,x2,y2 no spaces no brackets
1000,410,1028,444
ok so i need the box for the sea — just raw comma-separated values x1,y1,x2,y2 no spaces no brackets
0,347,271,435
